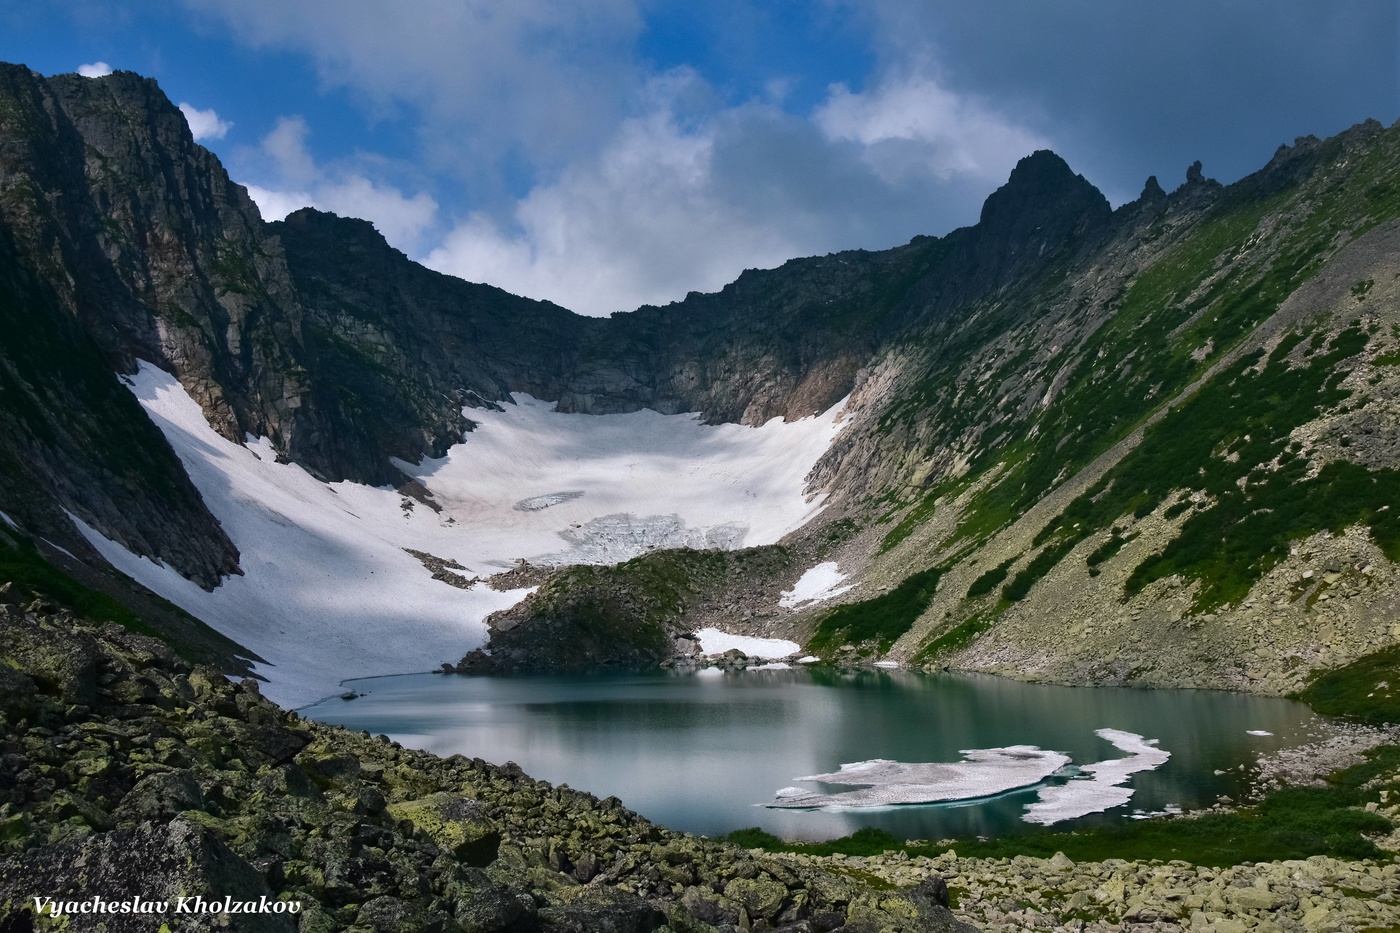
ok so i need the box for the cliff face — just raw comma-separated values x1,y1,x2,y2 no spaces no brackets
0,66,242,588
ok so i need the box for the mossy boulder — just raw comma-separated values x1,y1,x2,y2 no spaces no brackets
385,793,501,866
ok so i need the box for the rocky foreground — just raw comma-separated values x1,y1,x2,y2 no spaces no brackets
5,587,1399,933
799,846,1400,933
0,591,969,932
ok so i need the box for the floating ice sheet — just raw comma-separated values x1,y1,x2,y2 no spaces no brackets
766,746,1071,809
1021,729,1171,825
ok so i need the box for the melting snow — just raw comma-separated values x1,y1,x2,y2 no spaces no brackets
80,363,848,707
694,627,800,659
1246,730,1274,736
0,511,17,530
779,561,854,608
766,746,1071,809
1022,729,1171,825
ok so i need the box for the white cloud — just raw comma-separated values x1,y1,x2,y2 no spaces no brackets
77,62,112,78
424,75,805,316
194,3,1050,316
425,68,1046,316
178,102,234,141
241,116,438,249
185,0,641,180
816,71,1047,184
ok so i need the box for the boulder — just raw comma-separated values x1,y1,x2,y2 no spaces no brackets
386,793,502,866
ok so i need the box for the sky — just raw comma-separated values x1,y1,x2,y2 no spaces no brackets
3,2,1397,317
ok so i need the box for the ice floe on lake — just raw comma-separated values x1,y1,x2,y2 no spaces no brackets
766,746,1072,809
1022,729,1171,825
769,729,1172,825
779,561,855,608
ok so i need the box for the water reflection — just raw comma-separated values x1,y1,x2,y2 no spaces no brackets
304,668,1323,842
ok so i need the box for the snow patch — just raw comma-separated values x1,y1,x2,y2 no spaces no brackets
0,511,17,530
779,561,854,608
874,661,899,669
694,627,800,659
42,539,77,560
1022,729,1171,825
1246,730,1274,737
767,746,1071,809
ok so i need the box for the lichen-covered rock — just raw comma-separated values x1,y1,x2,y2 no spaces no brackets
0,817,295,932
385,793,501,866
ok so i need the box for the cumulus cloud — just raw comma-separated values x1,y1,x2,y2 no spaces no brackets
193,2,1049,315
241,116,438,250
77,62,112,77
425,68,1044,316
178,103,234,141
816,71,1046,185
425,77,798,317
185,0,641,184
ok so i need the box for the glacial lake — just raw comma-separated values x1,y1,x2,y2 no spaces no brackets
303,668,1325,842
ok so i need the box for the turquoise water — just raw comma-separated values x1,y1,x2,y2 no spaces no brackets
303,667,1324,842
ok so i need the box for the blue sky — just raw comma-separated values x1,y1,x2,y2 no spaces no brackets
4,1,1397,315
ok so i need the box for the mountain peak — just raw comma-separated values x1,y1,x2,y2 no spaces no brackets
979,150,1110,231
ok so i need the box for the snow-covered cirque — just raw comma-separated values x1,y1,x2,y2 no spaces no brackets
766,747,1072,809
779,561,855,608
694,627,801,659
80,363,848,706
1022,729,1171,825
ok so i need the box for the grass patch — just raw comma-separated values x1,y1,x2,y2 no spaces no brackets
1297,644,1400,727
966,557,1014,598
1004,537,1079,602
807,567,943,654
880,490,938,553
1086,528,1134,568
916,615,994,661
1031,325,1389,610
0,532,158,638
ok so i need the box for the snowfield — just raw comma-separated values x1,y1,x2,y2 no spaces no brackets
80,363,849,706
